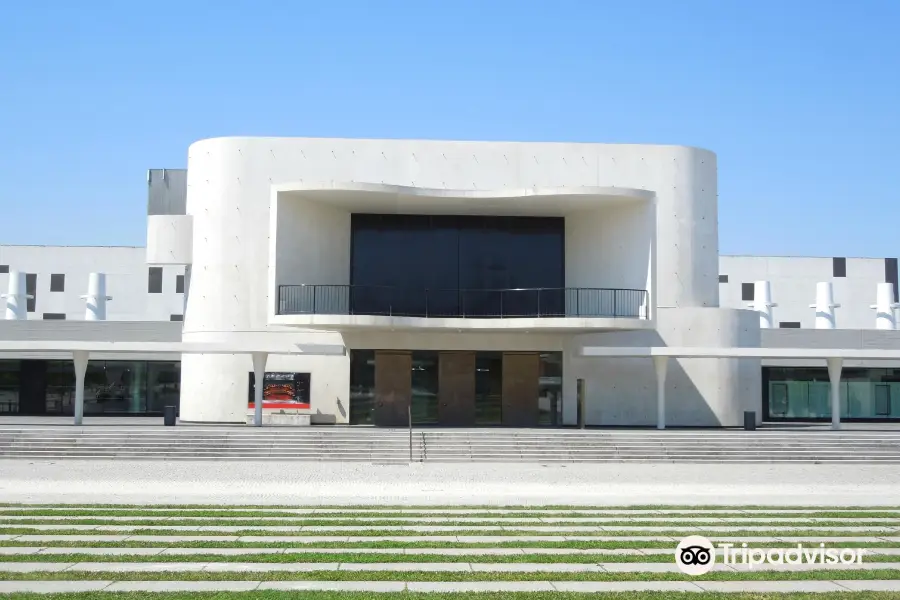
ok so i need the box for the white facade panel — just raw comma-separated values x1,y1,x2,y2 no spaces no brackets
719,256,897,330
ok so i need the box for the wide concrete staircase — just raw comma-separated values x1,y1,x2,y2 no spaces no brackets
2,426,900,462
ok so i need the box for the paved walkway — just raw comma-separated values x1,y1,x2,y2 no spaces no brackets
2,460,899,506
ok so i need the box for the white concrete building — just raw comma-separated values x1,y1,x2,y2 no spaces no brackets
2,137,900,425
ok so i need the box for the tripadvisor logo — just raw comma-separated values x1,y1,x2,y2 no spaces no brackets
675,535,867,576
676,535,716,575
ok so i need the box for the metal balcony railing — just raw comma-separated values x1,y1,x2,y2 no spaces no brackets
277,285,649,319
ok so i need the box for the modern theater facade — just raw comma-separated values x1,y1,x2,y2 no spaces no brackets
144,136,761,427
4,136,900,426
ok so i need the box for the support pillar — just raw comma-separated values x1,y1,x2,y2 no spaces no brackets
252,352,268,427
810,282,840,329
73,350,89,426
870,283,900,330
2,270,32,320
827,357,842,431
653,356,668,430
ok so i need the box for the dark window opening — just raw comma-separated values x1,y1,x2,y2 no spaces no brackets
148,267,163,293
50,274,65,292
169,314,183,322
718,274,729,283
886,258,899,302
833,257,847,278
349,214,565,317
175,274,184,294
779,321,802,329
42,313,66,320
0,265,8,274
25,274,36,312
741,282,754,301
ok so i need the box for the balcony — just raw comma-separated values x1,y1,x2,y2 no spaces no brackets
272,285,651,332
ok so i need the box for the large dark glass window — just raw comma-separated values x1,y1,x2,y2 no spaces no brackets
350,214,564,317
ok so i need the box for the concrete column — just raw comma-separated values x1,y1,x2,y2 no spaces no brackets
2,270,32,320
251,352,268,427
810,282,840,329
870,283,900,330
748,281,777,329
653,356,668,430
73,350,90,426
827,357,843,431
81,273,113,321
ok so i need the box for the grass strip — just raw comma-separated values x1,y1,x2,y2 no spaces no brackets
1,569,900,581
5,539,900,550
0,592,899,600
0,552,674,564
2,527,895,537
3,518,898,527
3,510,900,518
1,552,899,563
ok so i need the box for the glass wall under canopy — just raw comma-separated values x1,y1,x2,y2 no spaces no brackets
764,367,900,420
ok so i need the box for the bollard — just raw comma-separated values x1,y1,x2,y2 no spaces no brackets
743,411,756,431
164,405,177,426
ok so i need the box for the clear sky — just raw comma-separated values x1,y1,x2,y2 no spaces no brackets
1,0,897,257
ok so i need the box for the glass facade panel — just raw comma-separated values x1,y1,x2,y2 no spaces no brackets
0,360,20,413
350,214,564,317
147,362,181,413
349,350,375,425
474,352,503,425
765,367,900,421
538,352,563,426
0,360,179,416
46,360,74,414
410,351,438,424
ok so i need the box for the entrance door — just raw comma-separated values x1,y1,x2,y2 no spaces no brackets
501,352,540,427
374,351,412,427
438,352,476,426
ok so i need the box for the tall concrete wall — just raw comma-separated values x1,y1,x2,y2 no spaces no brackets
178,137,719,423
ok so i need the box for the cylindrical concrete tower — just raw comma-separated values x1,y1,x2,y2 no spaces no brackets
748,281,776,329
2,270,30,320
871,282,900,330
810,282,840,329
81,273,112,321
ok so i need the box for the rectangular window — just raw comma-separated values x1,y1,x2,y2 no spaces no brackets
779,321,801,329
148,267,163,293
25,273,36,312
833,257,847,278
50,274,65,292
169,314,183,322
741,282,754,301
0,265,8,274
42,313,66,320
886,258,899,302
175,274,184,294
718,274,728,283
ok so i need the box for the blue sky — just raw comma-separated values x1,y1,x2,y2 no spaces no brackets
1,0,897,257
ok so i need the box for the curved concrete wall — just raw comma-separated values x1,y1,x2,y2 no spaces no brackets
180,137,719,423
147,215,193,266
